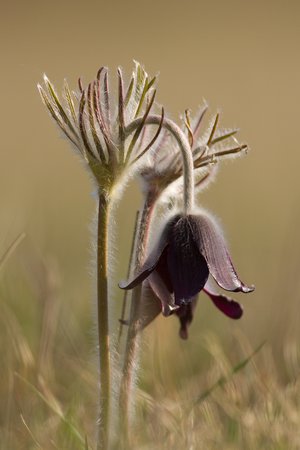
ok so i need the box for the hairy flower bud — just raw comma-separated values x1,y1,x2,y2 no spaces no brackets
38,62,164,195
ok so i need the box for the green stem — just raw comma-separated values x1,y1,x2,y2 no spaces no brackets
119,191,157,447
96,191,111,450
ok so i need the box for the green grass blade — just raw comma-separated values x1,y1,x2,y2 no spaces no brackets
193,341,266,406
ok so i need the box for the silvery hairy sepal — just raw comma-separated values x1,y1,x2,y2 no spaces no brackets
38,62,163,195
139,104,248,201
120,211,254,338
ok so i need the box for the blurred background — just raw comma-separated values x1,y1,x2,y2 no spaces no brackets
1,0,300,448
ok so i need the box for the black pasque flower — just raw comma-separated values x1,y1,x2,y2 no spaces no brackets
119,212,254,337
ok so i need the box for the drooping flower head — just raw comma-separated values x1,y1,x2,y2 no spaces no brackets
118,104,251,339
120,211,254,338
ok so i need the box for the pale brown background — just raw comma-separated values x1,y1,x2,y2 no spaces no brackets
1,0,300,366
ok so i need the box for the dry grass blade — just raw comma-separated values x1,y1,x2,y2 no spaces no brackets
0,232,26,272
15,373,86,447
20,414,42,449
0,301,34,369
193,341,265,407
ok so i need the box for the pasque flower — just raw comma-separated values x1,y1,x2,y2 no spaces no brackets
38,62,163,194
139,104,248,201
38,62,167,449
120,211,254,338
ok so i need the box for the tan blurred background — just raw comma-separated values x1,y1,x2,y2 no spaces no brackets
1,0,300,377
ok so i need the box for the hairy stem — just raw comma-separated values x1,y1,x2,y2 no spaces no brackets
96,191,111,450
119,115,195,445
126,115,194,214
119,191,157,447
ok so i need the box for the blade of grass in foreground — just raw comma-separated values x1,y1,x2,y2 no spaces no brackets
20,414,42,449
0,232,26,271
15,373,86,448
193,341,266,406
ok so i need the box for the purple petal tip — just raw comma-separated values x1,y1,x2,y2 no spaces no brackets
118,280,127,290
162,304,179,317
232,303,244,319
240,284,255,293
204,287,244,320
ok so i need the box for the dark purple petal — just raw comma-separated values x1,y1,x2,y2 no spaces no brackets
118,248,164,289
167,216,209,304
119,215,181,290
155,245,173,293
188,214,254,293
175,296,198,339
148,272,179,316
203,283,243,319
133,280,162,331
